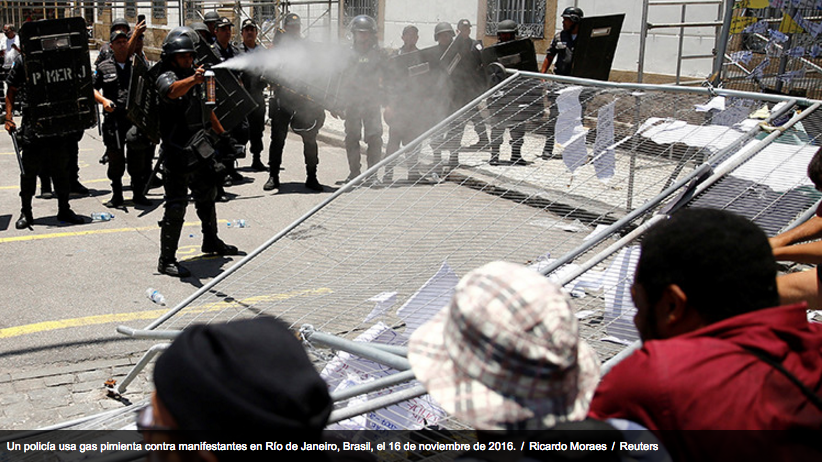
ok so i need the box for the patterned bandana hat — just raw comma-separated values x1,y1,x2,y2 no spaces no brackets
408,261,600,430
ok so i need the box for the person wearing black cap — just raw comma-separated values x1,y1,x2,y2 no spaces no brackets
154,29,241,277
93,29,152,206
210,17,248,189
454,19,488,151
265,13,326,192
140,317,333,460
202,10,220,44
239,18,268,173
95,17,130,66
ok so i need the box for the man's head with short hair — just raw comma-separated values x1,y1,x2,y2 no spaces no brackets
808,148,821,191
457,19,472,38
214,17,233,47
401,24,418,47
632,208,779,341
4,24,15,35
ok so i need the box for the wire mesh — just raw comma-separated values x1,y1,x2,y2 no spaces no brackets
722,0,822,99
104,72,821,439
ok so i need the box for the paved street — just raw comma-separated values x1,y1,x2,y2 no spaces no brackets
0,118,352,428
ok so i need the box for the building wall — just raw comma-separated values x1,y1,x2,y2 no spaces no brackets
383,0,479,49
562,0,721,80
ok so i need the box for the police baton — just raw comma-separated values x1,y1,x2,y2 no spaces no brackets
8,128,24,176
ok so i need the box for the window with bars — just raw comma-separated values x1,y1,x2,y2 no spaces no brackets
125,0,136,19
343,0,378,27
183,1,200,21
152,0,166,20
486,0,546,39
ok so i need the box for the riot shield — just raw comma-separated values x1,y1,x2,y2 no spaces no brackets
126,56,161,144
197,45,258,132
570,14,625,81
19,17,96,137
390,45,443,85
440,35,482,77
480,38,538,73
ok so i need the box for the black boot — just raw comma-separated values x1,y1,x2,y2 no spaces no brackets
250,155,267,172
202,236,241,255
263,175,279,191
489,153,501,165
107,182,124,207
157,257,191,277
15,210,33,230
57,209,84,224
158,220,189,277
71,180,90,196
305,165,322,192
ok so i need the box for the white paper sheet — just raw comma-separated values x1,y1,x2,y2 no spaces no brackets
397,262,458,334
593,101,616,181
555,86,589,173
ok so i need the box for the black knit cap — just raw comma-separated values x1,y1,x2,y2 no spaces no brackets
154,317,332,434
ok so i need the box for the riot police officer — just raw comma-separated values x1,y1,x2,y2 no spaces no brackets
239,18,267,172
93,30,151,206
202,11,220,44
540,7,584,158
155,30,241,277
265,13,325,192
454,19,489,150
5,54,84,228
487,19,530,166
95,17,130,66
541,7,583,76
341,15,386,182
211,17,248,187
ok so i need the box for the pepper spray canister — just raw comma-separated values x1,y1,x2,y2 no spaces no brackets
204,70,216,106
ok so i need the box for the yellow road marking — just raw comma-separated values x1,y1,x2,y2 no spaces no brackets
0,221,201,244
0,288,333,339
0,178,110,190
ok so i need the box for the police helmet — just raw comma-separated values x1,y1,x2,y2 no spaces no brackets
110,17,130,33
497,19,517,34
190,22,209,34
164,26,200,47
433,22,455,41
561,7,584,23
349,15,377,34
162,28,197,60
283,13,301,28
203,11,220,24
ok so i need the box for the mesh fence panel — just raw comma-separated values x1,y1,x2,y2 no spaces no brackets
109,72,819,437
722,1,822,100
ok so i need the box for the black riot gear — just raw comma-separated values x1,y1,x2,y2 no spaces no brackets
162,31,197,60
203,11,220,24
110,17,130,32
349,15,378,34
283,13,301,28
562,7,584,23
434,22,454,41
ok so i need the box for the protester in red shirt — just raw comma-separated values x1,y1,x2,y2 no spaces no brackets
588,208,822,461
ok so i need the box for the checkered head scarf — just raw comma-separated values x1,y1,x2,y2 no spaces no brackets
408,261,600,430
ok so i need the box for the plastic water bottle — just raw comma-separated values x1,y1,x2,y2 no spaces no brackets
91,212,114,222
145,288,166,306
234,219,247,228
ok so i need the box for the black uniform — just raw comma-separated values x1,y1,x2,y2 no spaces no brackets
240,42,267,168
383,46,427,181
343,44,386,180
6,54,82,226
155,64,236,275
542,29,578,157
442,36,489,164
94,55,151,204
266,35,325,191
211,41,247,184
